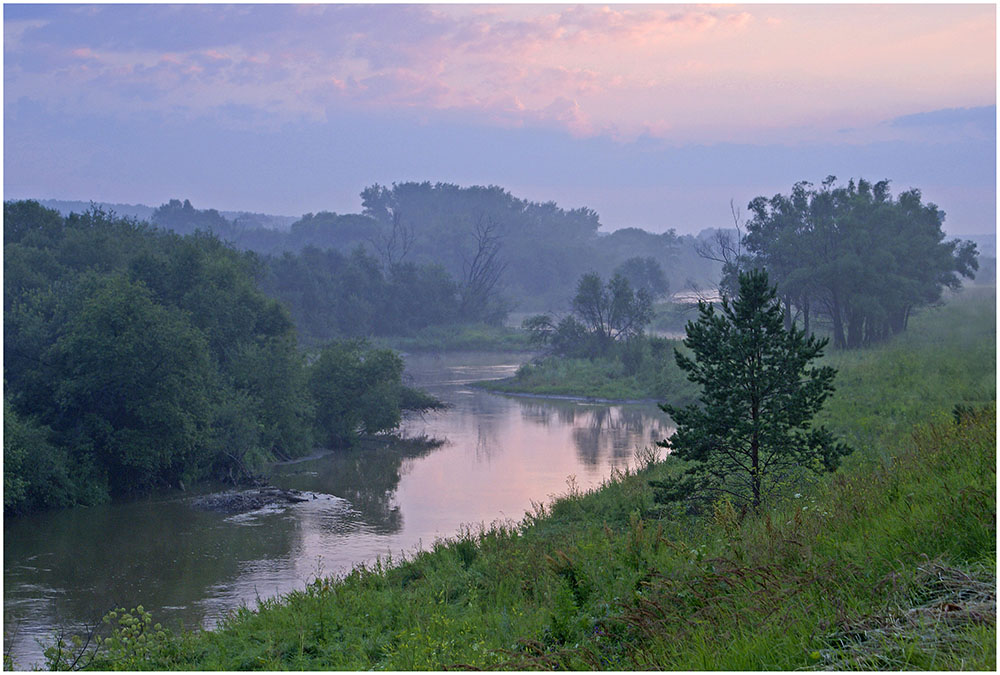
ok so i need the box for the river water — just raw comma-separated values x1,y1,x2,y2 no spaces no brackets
3,352,673,668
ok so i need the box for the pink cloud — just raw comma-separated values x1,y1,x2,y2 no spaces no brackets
7,4,994,144
538,96,594,137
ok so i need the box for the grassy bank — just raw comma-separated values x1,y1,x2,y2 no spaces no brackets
480,289,995,410
818,287,996,454
478,338,699,403
478,353,693,403
373,322,533,353
39,290,996,670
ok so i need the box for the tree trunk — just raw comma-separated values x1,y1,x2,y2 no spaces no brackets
750,379,761,511
846,306,863,349
831,291,846,349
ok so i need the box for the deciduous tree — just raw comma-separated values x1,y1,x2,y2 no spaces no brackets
743,177,978,348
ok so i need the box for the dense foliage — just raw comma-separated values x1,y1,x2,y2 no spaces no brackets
654,270,851,512
259,246,466,344
3,201,434,514
740,177,978,347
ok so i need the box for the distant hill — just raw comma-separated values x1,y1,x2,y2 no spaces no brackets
36,199,297,231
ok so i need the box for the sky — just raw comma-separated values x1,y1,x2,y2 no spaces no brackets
3,3,997,235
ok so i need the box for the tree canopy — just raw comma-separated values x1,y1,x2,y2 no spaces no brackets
613,256,670,299
4,201,435,515
740,177,978,348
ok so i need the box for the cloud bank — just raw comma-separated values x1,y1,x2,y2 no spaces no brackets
5,4,994,143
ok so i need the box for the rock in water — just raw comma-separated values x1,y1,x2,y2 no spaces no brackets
192,487,312,514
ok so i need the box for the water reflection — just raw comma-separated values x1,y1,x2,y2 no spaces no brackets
517,399,672,468
272,437,444,534
4,351,674,669
4,492,302,661
475,424,500,463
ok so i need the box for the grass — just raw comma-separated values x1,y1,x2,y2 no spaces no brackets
40,289,996,671
372,322,534,353
480,355,664,401
818,287,996,454
478,340,699,403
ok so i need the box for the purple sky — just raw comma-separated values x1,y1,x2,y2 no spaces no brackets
4,4,996,235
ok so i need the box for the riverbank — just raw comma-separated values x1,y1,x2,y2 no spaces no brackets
34,289,996,670
476,349,699,404
478,289,995,409
373,322,534,353
481,389,660,405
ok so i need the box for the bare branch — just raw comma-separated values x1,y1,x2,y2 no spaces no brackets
369,210,415,272
459,214,507,318
695,200,745,266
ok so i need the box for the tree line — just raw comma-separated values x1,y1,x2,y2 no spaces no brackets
146,189,682,346
4,201,436,515
258,224,510,345
138,184,721,316
727,177,978,348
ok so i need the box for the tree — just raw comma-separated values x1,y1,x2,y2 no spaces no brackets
52,273,216,495
613,256,670,299
653,270,851,513
695,200,746,300
370,211,415,273
524,272,654,357
308,341,409,447
743,177,978,348
360,181,602,309
571,272,653,352
458,215,510,324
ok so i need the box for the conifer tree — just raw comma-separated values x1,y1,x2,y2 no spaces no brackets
653,269,851,513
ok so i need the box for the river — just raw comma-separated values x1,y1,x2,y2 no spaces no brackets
3,351,673,668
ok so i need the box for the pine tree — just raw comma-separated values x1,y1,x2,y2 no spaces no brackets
653,269,851,513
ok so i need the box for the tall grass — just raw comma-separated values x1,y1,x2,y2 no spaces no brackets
41,290,995,671
820,287,995,456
